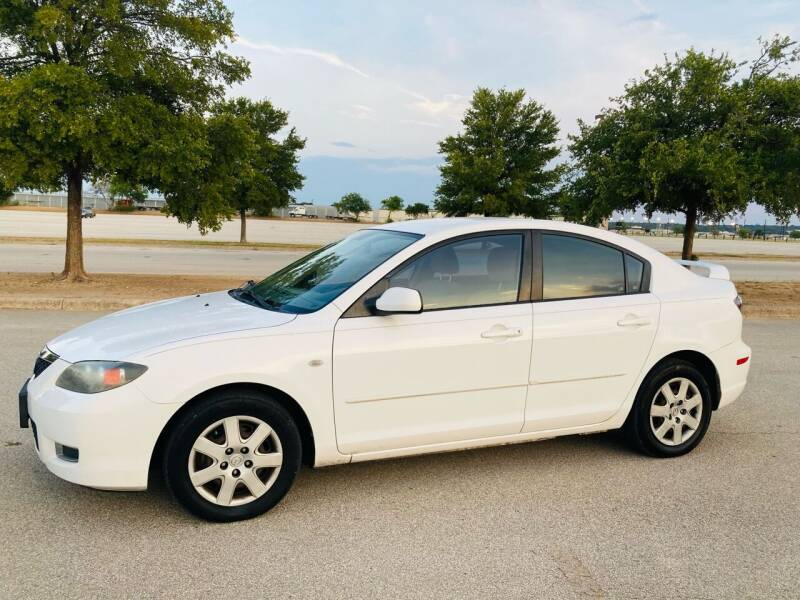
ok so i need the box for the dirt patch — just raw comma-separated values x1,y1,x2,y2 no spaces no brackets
664,251,800,261
1,272,797,318
0,272,245,310
737,281,800,319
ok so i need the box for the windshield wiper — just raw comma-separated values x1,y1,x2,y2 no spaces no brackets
230,283,282,311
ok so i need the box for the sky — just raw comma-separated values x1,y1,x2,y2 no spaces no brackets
227,0,800,224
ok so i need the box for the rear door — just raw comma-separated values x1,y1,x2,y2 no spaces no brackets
524,232,659,432
333,231,534,455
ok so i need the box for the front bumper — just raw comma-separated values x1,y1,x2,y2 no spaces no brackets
23,360,175,491
710,339,751,409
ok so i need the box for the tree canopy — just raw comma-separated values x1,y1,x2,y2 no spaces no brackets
435,87,562,218
405,202,429,218
333,192,371,220
164,97,305,242
0,0,248,279
108,178,147,207
563,37,800,258
380,195,404,221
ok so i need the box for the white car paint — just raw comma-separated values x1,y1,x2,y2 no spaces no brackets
23,217,751,491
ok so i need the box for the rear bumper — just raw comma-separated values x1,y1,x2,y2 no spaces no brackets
25,360,174,491
710,340,751,409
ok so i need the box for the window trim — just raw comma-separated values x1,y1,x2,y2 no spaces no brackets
533,230,652,303
342,230,533,318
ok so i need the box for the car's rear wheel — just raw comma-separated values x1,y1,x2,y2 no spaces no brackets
163,389,302,521
625,359,712,457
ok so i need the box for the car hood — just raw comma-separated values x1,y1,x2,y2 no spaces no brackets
48,291,296,362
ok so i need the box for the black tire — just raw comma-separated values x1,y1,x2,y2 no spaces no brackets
624,359,712,458
163,389,302,522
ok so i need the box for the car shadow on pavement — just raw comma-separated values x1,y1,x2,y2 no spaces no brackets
15,430,632,525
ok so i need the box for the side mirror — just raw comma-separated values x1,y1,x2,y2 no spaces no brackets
374,287,422,314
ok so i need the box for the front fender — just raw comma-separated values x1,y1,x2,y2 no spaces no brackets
132,329,347,467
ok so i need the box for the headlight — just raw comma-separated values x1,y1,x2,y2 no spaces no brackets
55,361,148,394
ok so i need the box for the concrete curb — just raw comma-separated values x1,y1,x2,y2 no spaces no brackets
0,295,150,311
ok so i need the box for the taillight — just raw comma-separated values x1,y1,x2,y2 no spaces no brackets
734,295,743,311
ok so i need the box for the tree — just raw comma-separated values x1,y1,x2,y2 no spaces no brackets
0,1,248,280
167,98,305,243
739,37,800,224
564,37,800,259
405,202,430,219
333,192,371,221
381,195,404,222
790,230,800,239
614,221,628,232
0,178,12,205
435,87,562,218
109,178,147,209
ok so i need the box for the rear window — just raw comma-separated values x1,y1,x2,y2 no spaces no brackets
625,254,645,293
542,234,626,300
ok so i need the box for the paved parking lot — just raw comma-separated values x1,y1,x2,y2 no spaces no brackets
1,310,799,599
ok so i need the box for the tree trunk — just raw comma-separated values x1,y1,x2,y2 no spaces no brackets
60,165,88,281
239,208,247,244
682,205,698,260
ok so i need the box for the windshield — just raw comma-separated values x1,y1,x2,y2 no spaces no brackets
239,229,422,314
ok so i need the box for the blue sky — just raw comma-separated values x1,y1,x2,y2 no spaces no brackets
227,0,800,224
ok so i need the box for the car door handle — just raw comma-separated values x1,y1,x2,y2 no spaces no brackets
617,314,651,328
481,326,523,339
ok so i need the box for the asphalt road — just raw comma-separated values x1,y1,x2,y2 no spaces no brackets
2,209,800,255
1,311,799,599
2,242,798,281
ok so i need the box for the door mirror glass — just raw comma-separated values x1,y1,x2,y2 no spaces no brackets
374,287,422,314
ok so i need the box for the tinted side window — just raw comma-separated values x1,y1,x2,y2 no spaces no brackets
389,234,523,310
625,254,644,293
542,235,625,300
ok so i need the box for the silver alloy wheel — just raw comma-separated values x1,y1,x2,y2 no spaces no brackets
649,377,703,446
188,415,283,507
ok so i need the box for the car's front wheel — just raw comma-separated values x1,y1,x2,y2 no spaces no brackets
625,359,712,457
163,389,302,521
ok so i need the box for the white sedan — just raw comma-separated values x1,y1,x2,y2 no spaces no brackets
19,218,751,521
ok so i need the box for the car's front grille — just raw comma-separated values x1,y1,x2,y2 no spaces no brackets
33,347,59,377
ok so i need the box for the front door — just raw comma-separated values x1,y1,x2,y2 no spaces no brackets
333,232,533,455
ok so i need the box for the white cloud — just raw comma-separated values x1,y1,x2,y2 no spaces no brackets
231,1,798,161
235,36,370,78
407,92,466,118
400,119,442,128
339,104,377,121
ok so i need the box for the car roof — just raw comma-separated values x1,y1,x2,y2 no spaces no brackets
372,216,616,240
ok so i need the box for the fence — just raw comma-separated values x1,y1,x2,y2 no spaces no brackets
11,192,166,211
